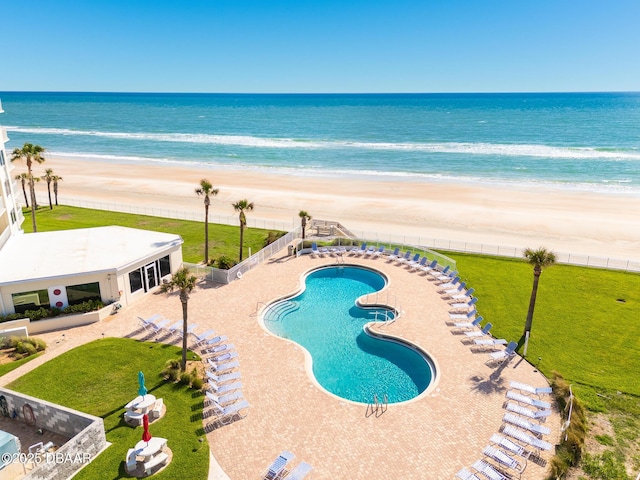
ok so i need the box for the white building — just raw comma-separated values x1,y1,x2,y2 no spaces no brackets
0,99,24,250
0,99,184,322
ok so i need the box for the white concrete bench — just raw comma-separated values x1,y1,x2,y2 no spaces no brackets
144,452,168,474
125,448,137,472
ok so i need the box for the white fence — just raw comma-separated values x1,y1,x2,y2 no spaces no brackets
30,197,640,274
347,229,640,273
27,196,297,232
185,227,301,284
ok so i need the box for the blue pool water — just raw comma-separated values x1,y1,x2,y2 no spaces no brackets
263,266,433,403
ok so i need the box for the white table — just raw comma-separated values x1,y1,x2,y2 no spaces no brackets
134,437,168,461
125,394,156,413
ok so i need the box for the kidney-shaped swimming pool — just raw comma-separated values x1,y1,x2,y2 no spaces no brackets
263,265,434,403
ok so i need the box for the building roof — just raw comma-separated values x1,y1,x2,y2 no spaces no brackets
0,226,183,286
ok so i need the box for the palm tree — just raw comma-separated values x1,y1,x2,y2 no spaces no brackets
41,168,55,210
195,179,219,264
299,210,312,240
232,199,254,262
10,143,46,232
14,173,30,208
523,247,557,337
160,266,197,372
52,175,63,206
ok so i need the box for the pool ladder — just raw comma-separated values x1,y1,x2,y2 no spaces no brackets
365,393,388,418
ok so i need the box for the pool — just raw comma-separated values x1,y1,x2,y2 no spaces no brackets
263,265,434,403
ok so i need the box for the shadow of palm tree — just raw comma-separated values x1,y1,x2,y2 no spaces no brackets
469,359,512,395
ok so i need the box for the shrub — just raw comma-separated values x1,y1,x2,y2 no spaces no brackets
16,342,37,356
191,375,204,391
161,359,181,381
216,255,236,270
179,372,192,385
62,299,104,315
547,371,589,479
263,231,285,247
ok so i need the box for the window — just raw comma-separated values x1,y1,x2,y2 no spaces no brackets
12,290,50,314
157,255,171,277
129,269,143,293
0,150,5,166
10,210,16,224
66,282,101,305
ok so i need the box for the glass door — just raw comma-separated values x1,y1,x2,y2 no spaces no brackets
144,263,158,291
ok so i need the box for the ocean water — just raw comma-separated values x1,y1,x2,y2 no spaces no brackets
1,91,640,193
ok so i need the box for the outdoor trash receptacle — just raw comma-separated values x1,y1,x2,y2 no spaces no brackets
288,245,295,256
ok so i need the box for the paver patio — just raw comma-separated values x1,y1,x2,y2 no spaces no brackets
1,248,561,479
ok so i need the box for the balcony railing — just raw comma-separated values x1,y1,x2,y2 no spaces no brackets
1,127,9,144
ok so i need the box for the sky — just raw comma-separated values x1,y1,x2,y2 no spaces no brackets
2,0,639,93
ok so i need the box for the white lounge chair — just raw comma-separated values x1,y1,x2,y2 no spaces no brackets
287,461,313,480
419,259,438,274
206,370,241,385
217,399,250,423
363,245,377,257
464,322,492,338
352,243,367,256
206,342,235,356
449,308,477,321
205,390,243,407
506,391,551,409
310,243,319,257
455,467,482,480
203,335,228,350
192,328,216,346
428,264,450,280
449,287,475,301
473,337,507,350
372,245,385,257
208,359,239,374
387,247,400,261
449,296,478,311
451,315,483,330
441,280,464,295
483,445,526,473
502,425,553,451
487,341,517,363
208,351,238,364
396,251,412,264
138,314,162,330
489,433,528,458
471,459,509,480
505,402,551,421
433,268,457,283
264,450,296,480
503,413,551,436
405,253,421,268
209,380,243,394
510,381,553,396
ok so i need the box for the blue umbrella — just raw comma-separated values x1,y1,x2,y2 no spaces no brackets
138,371,148,397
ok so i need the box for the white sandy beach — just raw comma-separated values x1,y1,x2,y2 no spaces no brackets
33,155,640,261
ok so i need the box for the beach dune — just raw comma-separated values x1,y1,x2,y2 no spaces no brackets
41,155,640,262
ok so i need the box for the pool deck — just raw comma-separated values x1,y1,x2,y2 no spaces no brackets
0,249,561,479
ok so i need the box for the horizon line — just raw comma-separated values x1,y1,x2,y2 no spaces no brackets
1,90,639,96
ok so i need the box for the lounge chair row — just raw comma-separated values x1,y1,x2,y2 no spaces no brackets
263,450,313,480
137,314,200,339
202,336,250,426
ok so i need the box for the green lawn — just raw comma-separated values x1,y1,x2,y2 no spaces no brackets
7,338,209,480
444,252,640,399
22,205,279,265
0,353,42,377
